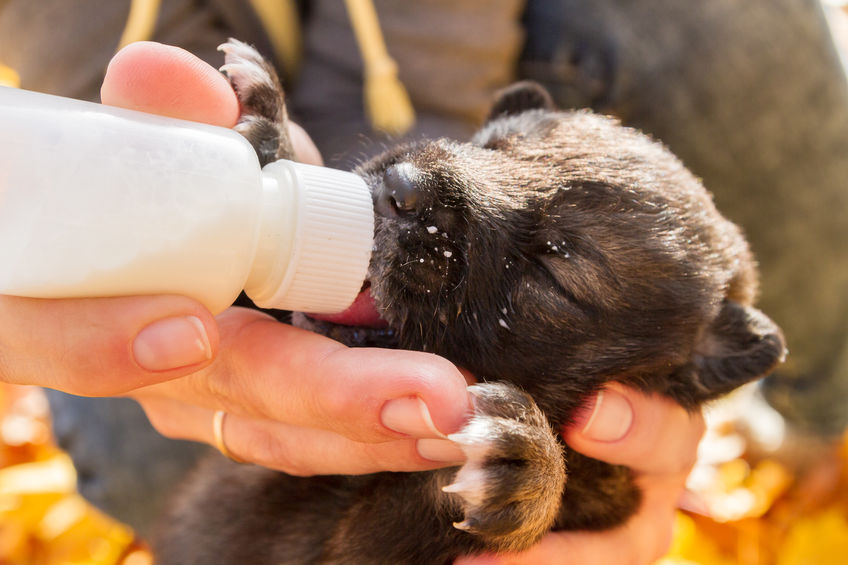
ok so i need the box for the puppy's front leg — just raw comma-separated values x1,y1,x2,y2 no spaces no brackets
218,38,295,165
444,382,566,553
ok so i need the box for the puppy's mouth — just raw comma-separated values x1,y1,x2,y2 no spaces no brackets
292,283,399,348
308,283,387,327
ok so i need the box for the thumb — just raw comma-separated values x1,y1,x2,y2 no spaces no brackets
101,41,239,126
563,383,706,476
0,295,218,396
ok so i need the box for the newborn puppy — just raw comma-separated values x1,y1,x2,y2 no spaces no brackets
152,40,786,565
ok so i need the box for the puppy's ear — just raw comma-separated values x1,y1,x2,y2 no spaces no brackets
486,81,556,122
682,300,786,405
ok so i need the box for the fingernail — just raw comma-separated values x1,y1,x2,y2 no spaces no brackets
573,388,633,442
381,397,446,438
416,439,467,463
133,316,212,371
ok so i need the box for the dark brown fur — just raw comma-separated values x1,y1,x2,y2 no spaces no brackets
152,40,785,565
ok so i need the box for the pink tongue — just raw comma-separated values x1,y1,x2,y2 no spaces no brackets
308,289,388,328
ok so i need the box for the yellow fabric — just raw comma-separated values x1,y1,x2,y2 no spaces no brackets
0,63,20,87
115,0,414,135
117,0,161,49
248,0,302,81
343,0,415,135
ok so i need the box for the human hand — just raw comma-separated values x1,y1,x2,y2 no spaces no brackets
456,383,705,565
102,42,472,475
0,42,470,476
0,41,313,398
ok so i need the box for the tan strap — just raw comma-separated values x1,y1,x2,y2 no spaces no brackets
0,63,20,88
248,0,302,81
115,0,413,135
344,0,415,135
117,0,161,50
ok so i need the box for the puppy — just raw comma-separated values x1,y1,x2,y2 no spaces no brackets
152,40,786,564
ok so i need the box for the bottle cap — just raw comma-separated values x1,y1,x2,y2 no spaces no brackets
249,160,374,313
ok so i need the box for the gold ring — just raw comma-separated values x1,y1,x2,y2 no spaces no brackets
212,410,245,463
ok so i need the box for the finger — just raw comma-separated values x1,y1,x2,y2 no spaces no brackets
564,383,706,476
227,415,467,475
455,528,665,565
101,41,239,126
0,295,218,395
140,307,472,444
454,529,664,565
288,121,324,166
455,473,684,565
137,395,466,475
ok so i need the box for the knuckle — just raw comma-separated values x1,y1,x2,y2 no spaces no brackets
313,385,382,442
151,420,181,440
317,383,360,423
198,364,256,416
400,354,467,404
246,428,312,476
361,442,415,473
140,405,182,439
414,353,462,386
201,365,235,404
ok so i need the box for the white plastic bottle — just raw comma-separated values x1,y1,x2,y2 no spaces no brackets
0,86,374,314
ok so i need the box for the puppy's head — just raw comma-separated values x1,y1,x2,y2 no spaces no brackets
301,82,785,413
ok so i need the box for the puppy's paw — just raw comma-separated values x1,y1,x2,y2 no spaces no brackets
443,382,566,552
218,38,293,165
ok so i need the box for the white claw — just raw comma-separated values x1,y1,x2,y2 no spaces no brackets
466,384,486,397
217,38,255,58
441,482,468,494
441,466,488,506
453,520,473,531
218,61,270,89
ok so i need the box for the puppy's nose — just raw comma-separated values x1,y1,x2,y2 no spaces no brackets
375,163,421,218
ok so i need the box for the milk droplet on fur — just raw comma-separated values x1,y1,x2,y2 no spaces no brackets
427,226,438,234
444,250,453,258
498,318,510,330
